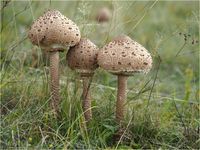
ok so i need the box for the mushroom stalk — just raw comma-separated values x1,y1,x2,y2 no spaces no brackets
49,51,60,114
82,76,92,122
116,75,128,124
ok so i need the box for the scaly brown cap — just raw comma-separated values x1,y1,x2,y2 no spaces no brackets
97,35,152,75
67,38,99,76
28,10,81,51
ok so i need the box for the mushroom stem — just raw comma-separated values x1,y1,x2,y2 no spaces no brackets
49,51,60,114
116,75,128,124
82,76,92,122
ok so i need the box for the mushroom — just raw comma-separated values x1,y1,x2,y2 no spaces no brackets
96,7,112,23
28,10,81,114
98,35,152,127
67,38,99,122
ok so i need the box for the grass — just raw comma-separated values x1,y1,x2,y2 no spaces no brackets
1,0,199,149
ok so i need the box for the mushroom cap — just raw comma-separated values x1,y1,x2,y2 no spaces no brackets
96,7,111,23
28,10,81,51
97,35,152,75
67,38,99,76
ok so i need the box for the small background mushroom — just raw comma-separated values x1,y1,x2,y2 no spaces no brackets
96,7,112,23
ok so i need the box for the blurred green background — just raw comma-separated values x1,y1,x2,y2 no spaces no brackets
1,0,199,149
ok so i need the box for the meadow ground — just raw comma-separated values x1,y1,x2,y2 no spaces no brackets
1,1,199,149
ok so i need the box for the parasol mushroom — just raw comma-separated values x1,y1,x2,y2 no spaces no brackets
67,38,99,122
28,10,81,114
98,35,152,139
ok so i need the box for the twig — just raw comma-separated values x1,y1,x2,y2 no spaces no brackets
128,0,158,35
146,55,161,108
1,0,11,10
175,41,187,57
1,2,31,32
172,98,188,135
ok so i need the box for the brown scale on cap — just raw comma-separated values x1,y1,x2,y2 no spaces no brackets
67,38,99,76
98,35,152,75
28,10,81,51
